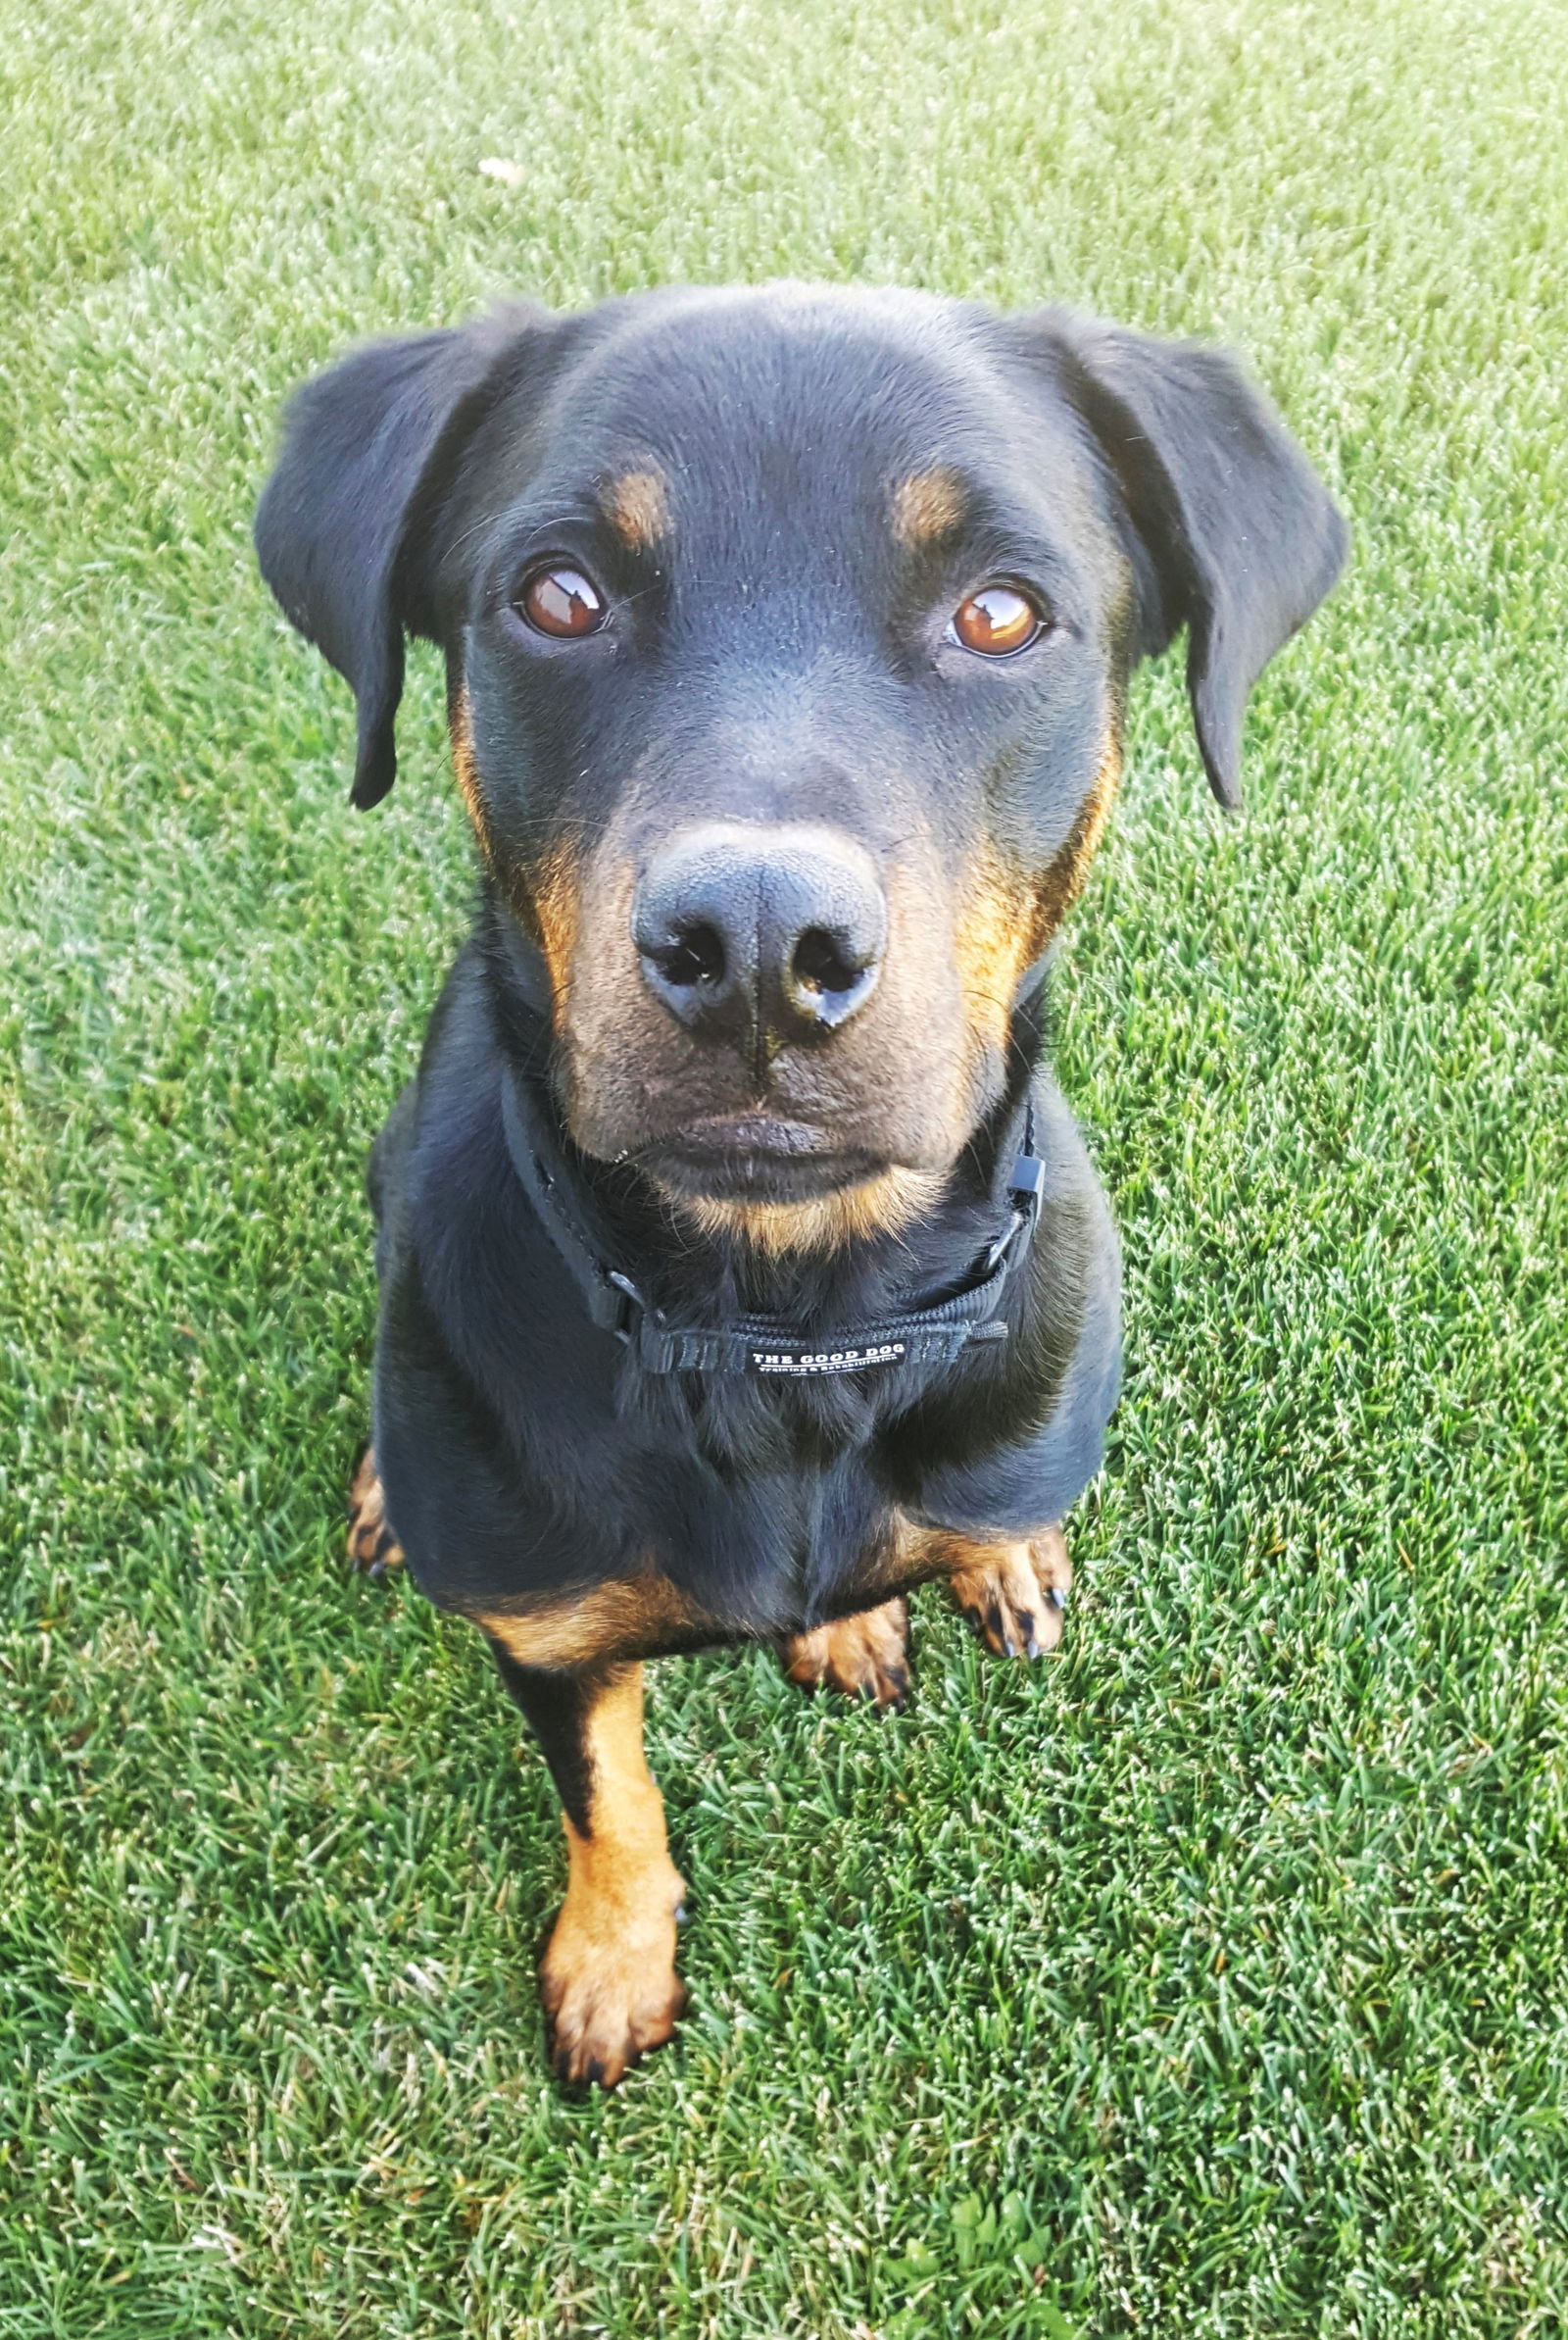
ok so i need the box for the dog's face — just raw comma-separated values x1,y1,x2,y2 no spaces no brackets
257,285,1344,1239
449,290,1131,1222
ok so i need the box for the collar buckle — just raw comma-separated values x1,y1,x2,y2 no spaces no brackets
1009,1150,1047,1220
983,1149,1046,1273
590,1268,646,1343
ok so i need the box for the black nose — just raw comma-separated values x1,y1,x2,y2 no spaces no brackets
633,823,887,1051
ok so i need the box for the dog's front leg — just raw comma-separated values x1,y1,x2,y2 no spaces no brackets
487,1648,686,2085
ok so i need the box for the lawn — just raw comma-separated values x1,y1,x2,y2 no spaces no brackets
3,0,1567,2331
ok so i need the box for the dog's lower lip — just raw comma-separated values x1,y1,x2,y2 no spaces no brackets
646,1120,887,1201
677,1115,834,1159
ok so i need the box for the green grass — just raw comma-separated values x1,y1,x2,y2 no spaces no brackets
3,0,1567,2330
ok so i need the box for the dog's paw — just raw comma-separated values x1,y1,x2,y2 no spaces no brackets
540,1877,687,2087
347,1446,405,1578
950,1527,1071,1659
782,1595,910,1707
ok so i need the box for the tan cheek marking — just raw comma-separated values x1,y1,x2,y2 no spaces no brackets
891,465,965,549
451,682,584,1027
528,847,585,1032
536,1664,687,2087
1033,731,1123,946
954,731,1124,1050
954,840,1036,1056
601,468,670,553
475,1573,703,1669
449,681,495,859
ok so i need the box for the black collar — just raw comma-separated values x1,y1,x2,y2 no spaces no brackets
498,1070,1046,1378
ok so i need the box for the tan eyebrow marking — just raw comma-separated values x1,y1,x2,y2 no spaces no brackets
891,466,965,549
601,468,670,552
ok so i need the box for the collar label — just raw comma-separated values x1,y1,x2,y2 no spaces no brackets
750,1341,906,1376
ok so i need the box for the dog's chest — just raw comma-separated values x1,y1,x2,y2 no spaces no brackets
626,1419,903,1636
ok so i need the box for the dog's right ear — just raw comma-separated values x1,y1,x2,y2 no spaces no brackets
255,307,537,808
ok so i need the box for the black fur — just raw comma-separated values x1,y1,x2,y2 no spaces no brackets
487,1646,603,1835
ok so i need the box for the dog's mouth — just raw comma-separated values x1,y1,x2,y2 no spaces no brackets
639,1114,890,1204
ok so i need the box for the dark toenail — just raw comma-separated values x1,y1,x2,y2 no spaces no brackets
674,1904,689,1927
1048,1586,1068,1610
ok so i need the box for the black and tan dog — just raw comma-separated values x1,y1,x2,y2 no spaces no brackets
255,283,1343,2083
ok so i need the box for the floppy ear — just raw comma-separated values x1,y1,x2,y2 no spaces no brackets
254,306,536,808
1051,316,1348,808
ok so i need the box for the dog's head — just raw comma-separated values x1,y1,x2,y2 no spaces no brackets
257,285,1344,1245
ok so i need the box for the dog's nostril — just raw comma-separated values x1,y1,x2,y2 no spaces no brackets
653,921,726,989
787,924,881,1030
791,927,864,998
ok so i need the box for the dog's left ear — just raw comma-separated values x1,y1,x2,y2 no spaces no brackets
255,304,542,809
1043,315,1348,808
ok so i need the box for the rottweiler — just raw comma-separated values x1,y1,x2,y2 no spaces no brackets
255,283,1344,2084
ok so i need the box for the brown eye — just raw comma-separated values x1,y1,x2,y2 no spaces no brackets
949,583,1044,657
516,564,606,639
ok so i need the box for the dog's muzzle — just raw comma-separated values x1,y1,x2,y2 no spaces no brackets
632,822,886,1059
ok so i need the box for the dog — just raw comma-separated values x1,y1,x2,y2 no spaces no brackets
255,282,1345,2084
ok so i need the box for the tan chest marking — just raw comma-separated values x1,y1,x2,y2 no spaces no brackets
475,1571,707,1671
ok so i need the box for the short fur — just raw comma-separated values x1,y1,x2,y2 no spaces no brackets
256,281,1345,2082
